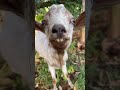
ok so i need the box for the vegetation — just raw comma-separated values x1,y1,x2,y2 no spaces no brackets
35,0,82,22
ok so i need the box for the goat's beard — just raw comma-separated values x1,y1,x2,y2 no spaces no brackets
49,37,70,53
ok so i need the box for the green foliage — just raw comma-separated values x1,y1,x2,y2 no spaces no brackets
64,1,82,18
68,39,77,51
35,58,52,88
35,0,82,22
35,7,49,22
76,64,85,90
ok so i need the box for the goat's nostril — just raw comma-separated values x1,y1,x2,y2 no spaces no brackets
61,29,66,33
52,29,58,33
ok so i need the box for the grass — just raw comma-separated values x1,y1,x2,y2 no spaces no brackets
35,38,85,90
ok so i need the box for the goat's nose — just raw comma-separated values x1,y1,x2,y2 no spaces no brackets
52,24,66,33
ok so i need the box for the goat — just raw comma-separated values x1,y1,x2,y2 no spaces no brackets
35,4,74,90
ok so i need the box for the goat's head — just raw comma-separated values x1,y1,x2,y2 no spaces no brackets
42,4,75,52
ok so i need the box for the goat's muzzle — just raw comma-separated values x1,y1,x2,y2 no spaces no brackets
50,37,70,53
50,24,70,52
52,24,66,38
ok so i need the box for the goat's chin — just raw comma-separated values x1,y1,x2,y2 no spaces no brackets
49,38,70,53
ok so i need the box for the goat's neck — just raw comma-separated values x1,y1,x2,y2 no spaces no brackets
48,41,66,67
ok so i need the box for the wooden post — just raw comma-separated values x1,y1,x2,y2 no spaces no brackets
109,4,120,39
82,0,85,12
80,26,85,43
77,0,85,50
80,0,85,43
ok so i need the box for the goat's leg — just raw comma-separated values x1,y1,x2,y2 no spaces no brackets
62,64,74,89
49,66,58,90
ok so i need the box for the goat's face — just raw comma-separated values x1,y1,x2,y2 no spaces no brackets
42,4,74,51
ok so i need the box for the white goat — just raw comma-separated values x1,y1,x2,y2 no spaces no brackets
35,4,75,90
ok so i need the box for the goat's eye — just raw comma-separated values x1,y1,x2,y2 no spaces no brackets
70,18,75,25
41,20,47,27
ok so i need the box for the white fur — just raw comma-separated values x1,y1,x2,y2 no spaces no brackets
45,4,74,42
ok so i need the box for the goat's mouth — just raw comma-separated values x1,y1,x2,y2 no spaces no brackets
51,38,70,43
49,37,70,52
